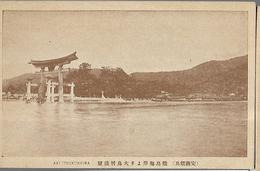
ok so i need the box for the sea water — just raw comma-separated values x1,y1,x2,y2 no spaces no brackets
2,101,247,157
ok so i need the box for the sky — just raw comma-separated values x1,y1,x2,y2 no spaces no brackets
3,11,247,79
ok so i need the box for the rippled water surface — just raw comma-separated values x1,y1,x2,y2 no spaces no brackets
2,101,247,157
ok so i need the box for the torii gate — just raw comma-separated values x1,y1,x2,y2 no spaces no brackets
45,79,75,103
29,52,78,103
26,78,38,101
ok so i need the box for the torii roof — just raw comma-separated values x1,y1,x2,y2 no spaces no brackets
29,51,78,68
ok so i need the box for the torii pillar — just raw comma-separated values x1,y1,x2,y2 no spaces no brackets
37,67,46,103
58,64,64,103
26,80,38,101
51,82,58,103
68,82,75,103
26,81,32,100
101,91,105,99
46,79,52,103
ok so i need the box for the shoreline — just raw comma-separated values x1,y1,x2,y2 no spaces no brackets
2,98,247,105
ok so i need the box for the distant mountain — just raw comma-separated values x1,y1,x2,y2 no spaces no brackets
3,73,39,94
3,55,247,97
131,55,247,96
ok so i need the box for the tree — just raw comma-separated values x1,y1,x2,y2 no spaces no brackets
98,66,130,97
79,62,91,71
6,84,16,94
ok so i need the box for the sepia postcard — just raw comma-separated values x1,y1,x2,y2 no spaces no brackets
0,1,258,169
